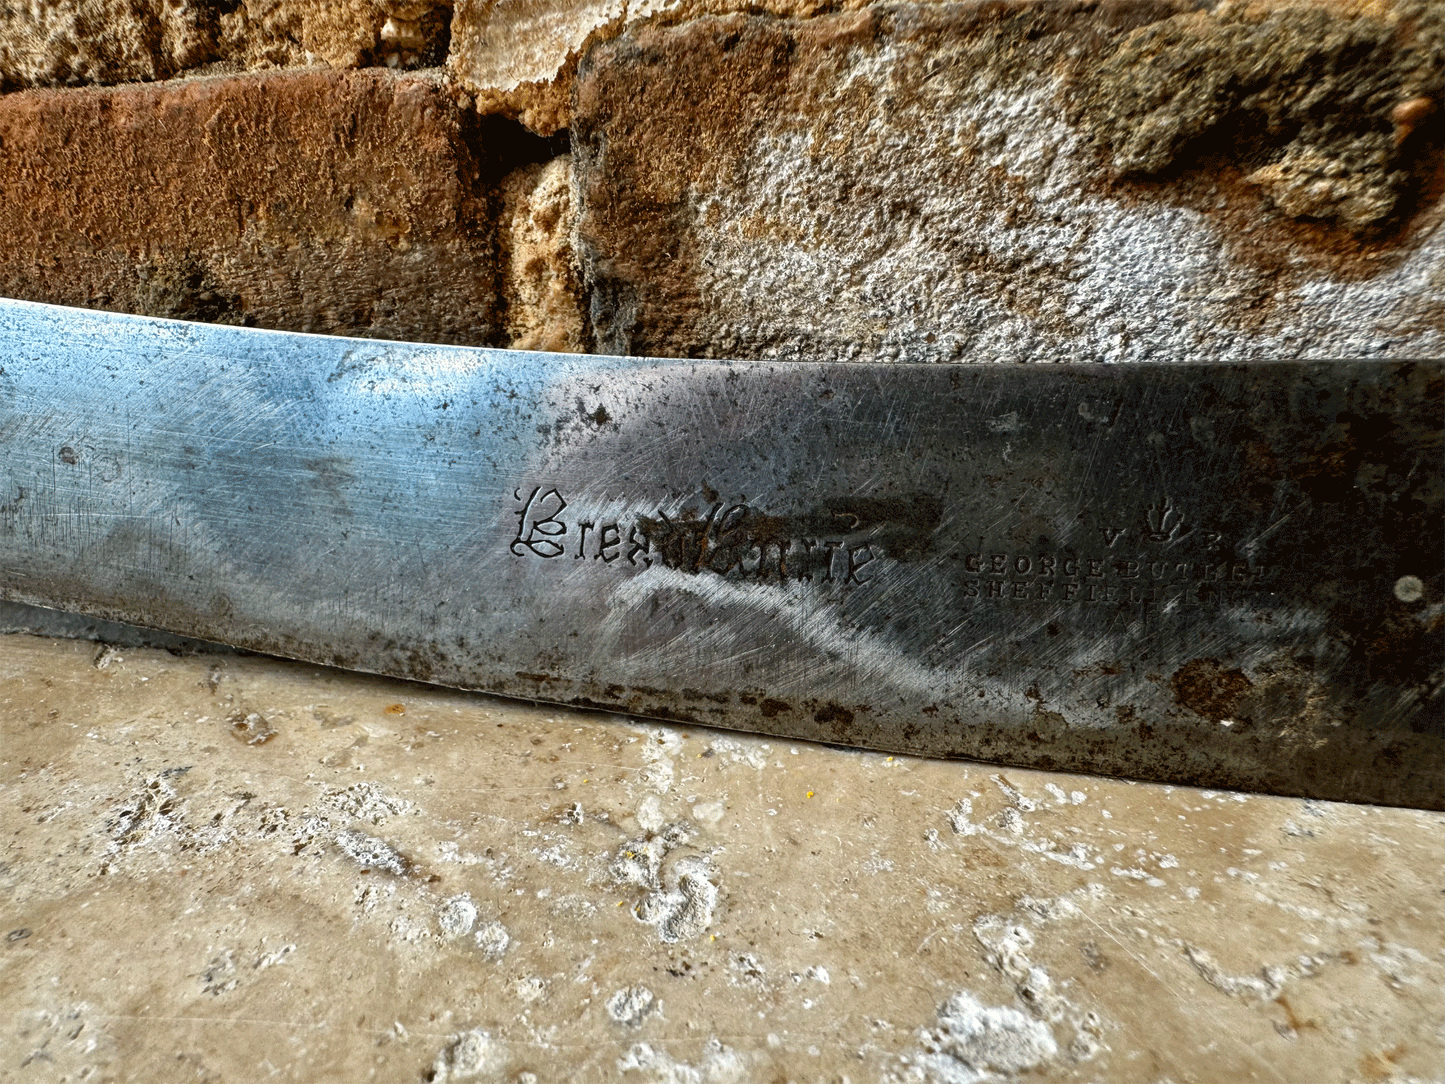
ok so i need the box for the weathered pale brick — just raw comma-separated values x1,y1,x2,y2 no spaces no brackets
572,1,1444,363
499,156,586,352
0,67,501,345
449,0,884,134
0,0,450,92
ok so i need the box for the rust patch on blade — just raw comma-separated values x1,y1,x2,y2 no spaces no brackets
1171,658,1253,723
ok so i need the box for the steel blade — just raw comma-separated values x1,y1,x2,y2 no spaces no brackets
1,299,1440,807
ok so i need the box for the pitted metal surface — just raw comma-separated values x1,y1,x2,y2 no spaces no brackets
1,299,1439,806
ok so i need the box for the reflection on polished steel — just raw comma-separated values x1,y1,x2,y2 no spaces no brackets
1,299,1440,807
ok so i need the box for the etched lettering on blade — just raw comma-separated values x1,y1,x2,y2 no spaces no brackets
960,549,1280,606
506,488,942,586
1097,496,1194,548
511,486,568,558
954,495,1278,608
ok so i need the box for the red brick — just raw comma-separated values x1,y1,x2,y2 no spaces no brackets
0,67,500,345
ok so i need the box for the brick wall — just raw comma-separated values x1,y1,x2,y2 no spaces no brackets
1,0,1441,361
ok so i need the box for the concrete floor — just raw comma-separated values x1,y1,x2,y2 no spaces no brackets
1,634,1441,1083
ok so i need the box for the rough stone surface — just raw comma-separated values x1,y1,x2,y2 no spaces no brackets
449,0,887,135
500,154,588,351
1078,0,1445,234
572,2,1445,363
0,0,451,91
0,0,219,89
0,68,502,345
1,636,1442,1081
